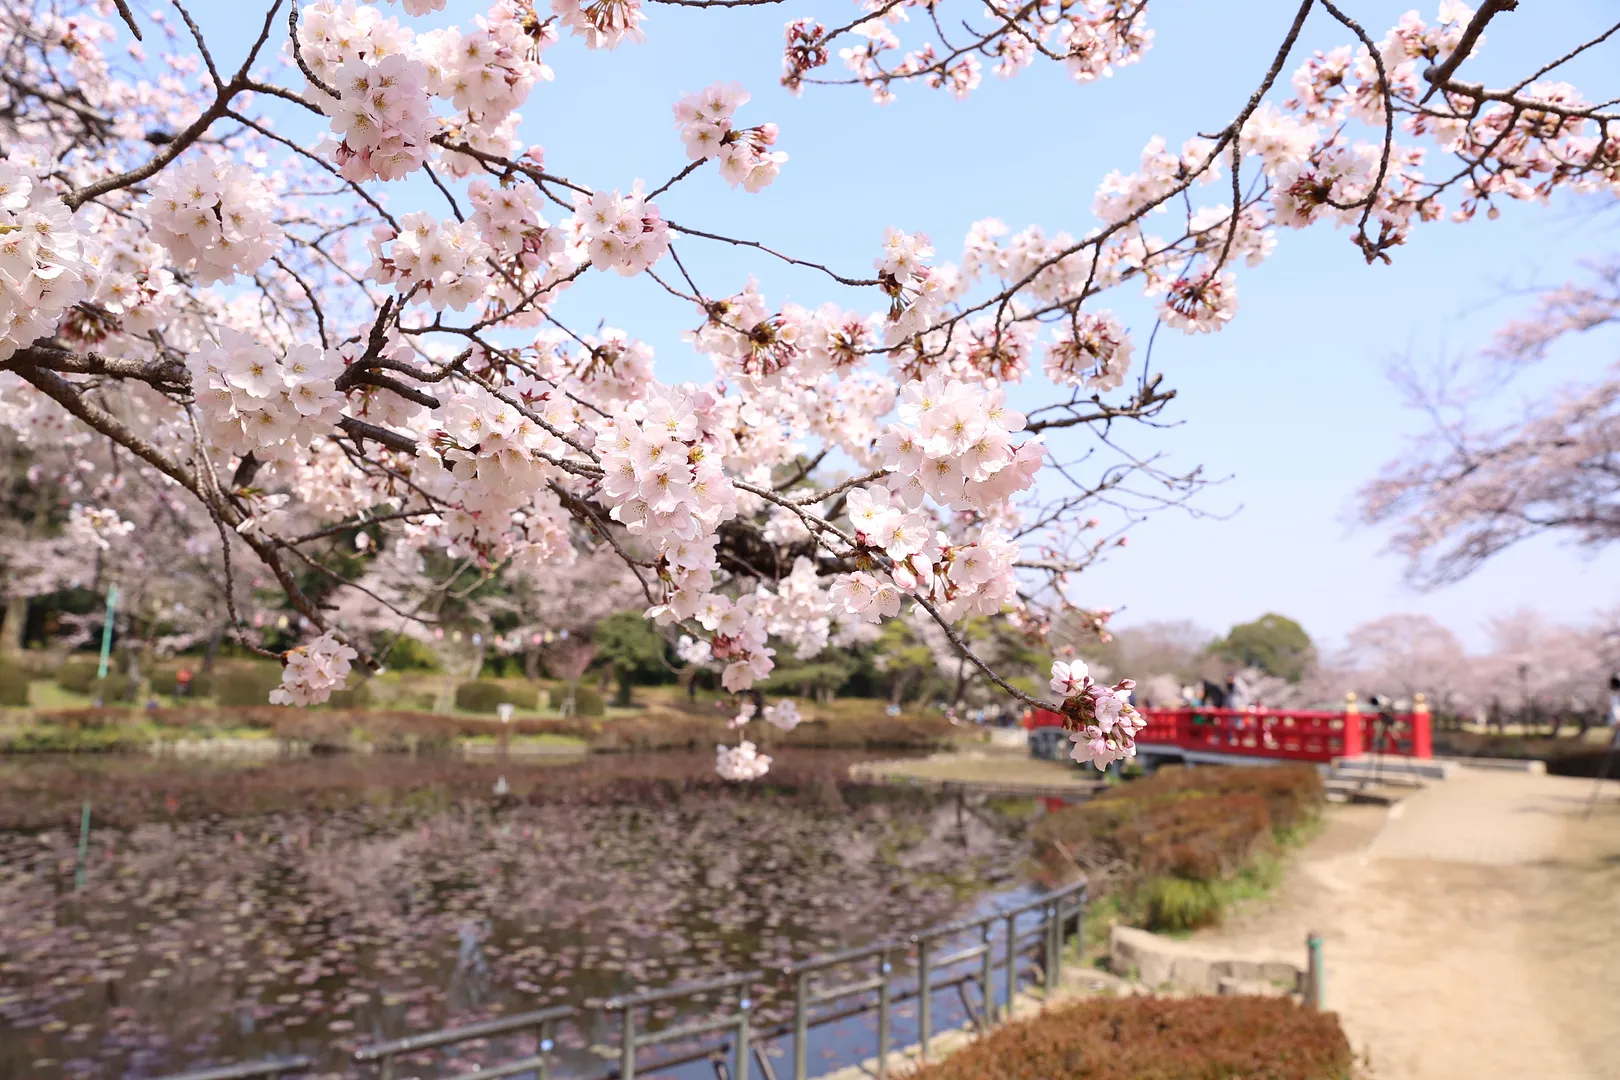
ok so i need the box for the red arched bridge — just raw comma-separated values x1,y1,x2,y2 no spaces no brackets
1027,694,1434,769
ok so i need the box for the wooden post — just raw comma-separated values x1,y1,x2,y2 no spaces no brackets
1341,692,1363,758
1411,692,1433,759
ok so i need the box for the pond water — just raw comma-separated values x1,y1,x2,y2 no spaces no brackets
0,750,1052,1079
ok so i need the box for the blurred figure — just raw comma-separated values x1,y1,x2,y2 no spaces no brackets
1227,672,1252,711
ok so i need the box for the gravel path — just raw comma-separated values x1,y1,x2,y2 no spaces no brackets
1189,770,1620,1080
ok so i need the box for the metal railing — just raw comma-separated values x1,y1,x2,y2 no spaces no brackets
352,1005,575,1080
151,1058,312,1080
606,970,760,1080
154,880,1088,1080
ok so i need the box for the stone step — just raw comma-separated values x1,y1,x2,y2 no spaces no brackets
1438,755,1547,774
1331,755,1458,781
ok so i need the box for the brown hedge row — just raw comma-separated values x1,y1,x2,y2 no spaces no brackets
1031,765,1323,930
909,995,1352,1080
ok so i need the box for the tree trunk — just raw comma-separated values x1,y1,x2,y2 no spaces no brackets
524,645,541,681
0,595,25,655
203,621,224,674
951,654,970,708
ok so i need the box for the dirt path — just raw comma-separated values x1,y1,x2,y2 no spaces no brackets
1189,770,1620,1080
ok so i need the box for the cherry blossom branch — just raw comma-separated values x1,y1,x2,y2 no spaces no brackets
64,1,283,210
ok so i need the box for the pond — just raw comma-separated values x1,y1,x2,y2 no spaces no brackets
0,750,1055,1079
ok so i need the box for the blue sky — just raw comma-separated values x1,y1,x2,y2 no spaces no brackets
192,0,1620,650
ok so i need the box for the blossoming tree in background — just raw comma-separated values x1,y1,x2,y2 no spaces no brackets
0,0,1616,772
1363,258,1620,587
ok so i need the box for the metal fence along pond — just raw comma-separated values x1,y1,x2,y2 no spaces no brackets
155,879,1089,1080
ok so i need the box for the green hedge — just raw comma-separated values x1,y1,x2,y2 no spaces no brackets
150,666,216,698
909,995,1351,1080
2,725,149,754
323,680,372,709
89,675,140,703
56,658,101,695
547,683,605,717
214,664,285,708
454,680,539,714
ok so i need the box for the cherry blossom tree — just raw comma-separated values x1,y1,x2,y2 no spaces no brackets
1472,608,1612,735
1363,258,1620,585
0,0,1617,773
1339,611,1472,712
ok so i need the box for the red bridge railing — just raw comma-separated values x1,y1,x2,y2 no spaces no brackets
1028,697,1432,765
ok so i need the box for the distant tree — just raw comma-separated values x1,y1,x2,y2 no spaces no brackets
1076,620,1213,686
1362,260,1620,586
870,620,940,705
1213,614,1314,684
594,612,670,707
1474,609,1610,737
1339,614,1472,715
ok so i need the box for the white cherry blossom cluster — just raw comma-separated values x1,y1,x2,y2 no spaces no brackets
145,157,282,285
468,179,557,264
572,186,671,276
470,179,582,322
763,698,801,731
1049,659,1147,769
66,504,135,552
714,694,799,780
322,53,436,182
532,327,655,405
552,0,647,50
438,110,525,178
673,82,787,192
411,379,580,559
759,556,836,659
686,279,804,383
418,3,551,124
294,0,416,88
688,593,773,691
875,227,944,343
715,739,771,781
383,0,448,15
188,333,347,460
1045,311,1134,391
366,212,493,311
269,632,359,706
886,374,1043,512
81,224,177,341
1155,269,1239,335
0,161,90,360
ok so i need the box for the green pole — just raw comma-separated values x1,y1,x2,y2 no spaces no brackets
74,799,91,891
1306,932,1325,1010
96,584,118,680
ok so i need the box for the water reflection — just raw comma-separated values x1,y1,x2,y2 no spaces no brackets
0,750,1045,1078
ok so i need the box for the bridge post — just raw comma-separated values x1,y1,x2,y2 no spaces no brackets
1341,692,1363,758
1411,693,1433,759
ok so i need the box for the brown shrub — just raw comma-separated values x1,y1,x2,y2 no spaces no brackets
1102,764,1322,833
1031,765,1323,918
909,995,1352,1080
1122,793,1272,882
